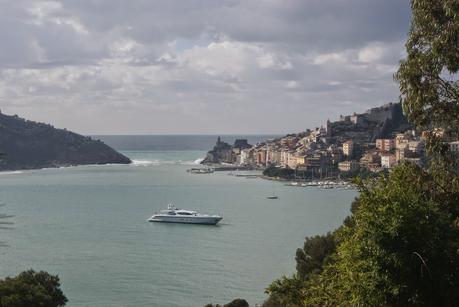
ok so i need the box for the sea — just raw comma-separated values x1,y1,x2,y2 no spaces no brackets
0,135,357,307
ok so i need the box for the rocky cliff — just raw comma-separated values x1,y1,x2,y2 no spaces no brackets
330,103,412,143
0,112,131,170
201,137,234,164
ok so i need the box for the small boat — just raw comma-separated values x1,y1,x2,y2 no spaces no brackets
268,182,279,199
148,204,222,225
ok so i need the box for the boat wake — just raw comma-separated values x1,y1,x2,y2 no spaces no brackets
132,160,161,166
193,157,204,164
0,170,24,176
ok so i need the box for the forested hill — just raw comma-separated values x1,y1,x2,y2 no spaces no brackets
0,112,131,170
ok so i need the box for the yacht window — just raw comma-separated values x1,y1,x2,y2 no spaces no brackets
177,212,192,215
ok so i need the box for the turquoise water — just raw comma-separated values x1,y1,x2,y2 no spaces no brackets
0,137,356,306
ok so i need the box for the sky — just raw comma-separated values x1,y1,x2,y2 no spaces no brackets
0,0,411,135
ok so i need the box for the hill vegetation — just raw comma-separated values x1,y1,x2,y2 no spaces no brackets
0,270,67,307
0,112,131,170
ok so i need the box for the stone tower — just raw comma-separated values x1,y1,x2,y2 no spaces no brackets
326,119,331,136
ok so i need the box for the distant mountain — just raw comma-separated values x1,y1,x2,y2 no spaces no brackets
0,112,131,170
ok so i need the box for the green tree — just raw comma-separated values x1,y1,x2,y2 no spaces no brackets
303,164,459,306
263,165,295,179
396,0,459,138
223,298,249,307
396,0,459,217
205,298,248,307
0,270,67,307
295,232,336,281
262,232,337,307
264,275,304,307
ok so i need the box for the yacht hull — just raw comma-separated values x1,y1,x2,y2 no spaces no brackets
148,216,222,225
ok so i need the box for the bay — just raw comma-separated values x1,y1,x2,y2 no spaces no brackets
0,135,356,306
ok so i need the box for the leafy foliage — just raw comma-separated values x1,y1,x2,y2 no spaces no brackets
303,163,459,306
263,165,295,179
262,232,337,306
295,233,336,281
339,167,381,180
223,299,249,307
0,270,67,307
263,276,304,307
205,298,249,307
396,0,459,138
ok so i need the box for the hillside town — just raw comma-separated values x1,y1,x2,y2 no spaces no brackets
202,102,459,179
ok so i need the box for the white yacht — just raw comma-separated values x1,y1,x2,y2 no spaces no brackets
148,204,223,225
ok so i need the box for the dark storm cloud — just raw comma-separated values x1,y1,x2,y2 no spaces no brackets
53,0,412,57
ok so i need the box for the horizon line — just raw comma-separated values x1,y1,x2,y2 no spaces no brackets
88,133,285,136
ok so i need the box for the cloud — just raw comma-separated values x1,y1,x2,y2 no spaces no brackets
0,0,411,134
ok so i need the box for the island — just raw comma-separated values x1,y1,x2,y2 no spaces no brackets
0,111,131,170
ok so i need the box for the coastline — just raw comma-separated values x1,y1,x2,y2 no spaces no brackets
197,162,356,187
0,161,132,174
0,153,207,174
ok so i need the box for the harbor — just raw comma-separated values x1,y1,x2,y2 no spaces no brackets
284,180,356,190
186,165,356,189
